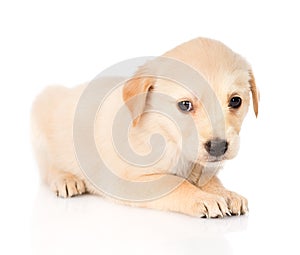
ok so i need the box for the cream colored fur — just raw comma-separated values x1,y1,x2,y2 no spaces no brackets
31,37,258,217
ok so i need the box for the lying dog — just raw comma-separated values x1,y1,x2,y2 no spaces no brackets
31,37,259,218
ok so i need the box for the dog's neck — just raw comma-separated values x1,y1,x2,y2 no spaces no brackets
187,162,224,187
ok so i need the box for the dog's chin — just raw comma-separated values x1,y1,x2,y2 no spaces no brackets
196,155,229,167
201,160,225,168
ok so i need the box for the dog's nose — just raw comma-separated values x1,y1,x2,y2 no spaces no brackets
205,139,228,157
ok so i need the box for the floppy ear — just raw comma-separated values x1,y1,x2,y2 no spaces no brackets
123,76,154,126
248,70,259,117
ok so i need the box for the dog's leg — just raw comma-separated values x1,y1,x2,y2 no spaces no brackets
201,176,248,215
48,168,86,198
130,175,231,218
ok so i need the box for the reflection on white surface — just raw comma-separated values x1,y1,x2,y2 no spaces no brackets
32,184,248,255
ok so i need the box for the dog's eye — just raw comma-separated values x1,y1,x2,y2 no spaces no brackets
178,101,193,112
229,96,242,109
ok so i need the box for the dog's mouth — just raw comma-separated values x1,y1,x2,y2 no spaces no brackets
196,155,227,165
206,157,226,162
207,160,223,163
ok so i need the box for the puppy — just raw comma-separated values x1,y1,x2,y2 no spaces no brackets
31,37,259,218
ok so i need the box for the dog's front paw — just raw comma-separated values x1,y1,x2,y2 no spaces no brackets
221,191,248,215
50,173,86,198
192,193,231,218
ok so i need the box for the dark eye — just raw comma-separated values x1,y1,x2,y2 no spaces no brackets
229,96,242,109
178,101,193,112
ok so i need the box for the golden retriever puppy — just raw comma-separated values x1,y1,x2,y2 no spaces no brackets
31,37,259,218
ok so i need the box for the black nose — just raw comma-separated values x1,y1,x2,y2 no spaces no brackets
205,139,228,157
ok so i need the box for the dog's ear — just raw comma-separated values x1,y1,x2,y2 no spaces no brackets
248,70,259,117
123,76,154,126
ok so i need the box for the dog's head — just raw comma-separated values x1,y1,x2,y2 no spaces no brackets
123,38,259,167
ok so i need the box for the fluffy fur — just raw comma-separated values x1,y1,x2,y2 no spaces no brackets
31,37,259,218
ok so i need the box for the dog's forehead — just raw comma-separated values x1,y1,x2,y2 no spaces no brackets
160,37,251,99
205,69,251,95
153,79,216,106
154,68,250,102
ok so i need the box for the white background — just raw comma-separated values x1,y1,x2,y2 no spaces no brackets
1,0,300,254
